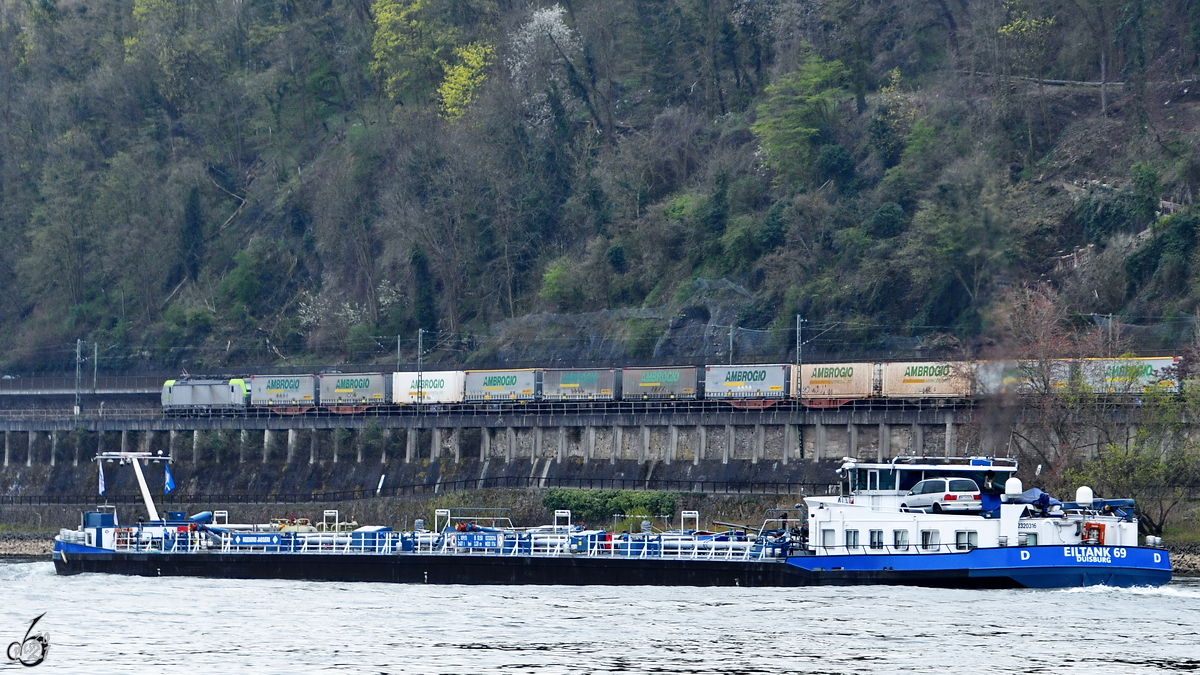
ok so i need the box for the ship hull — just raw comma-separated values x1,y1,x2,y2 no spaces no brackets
52,544,1170,589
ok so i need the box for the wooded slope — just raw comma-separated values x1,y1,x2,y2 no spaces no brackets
1,0,1197,371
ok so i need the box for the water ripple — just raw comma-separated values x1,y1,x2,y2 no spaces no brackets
2,562,1197,674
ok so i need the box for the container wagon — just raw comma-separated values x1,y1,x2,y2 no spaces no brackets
391,371,467,404
620,367,699,400
541,368,620,401
880,362,971,398
704,365,789,408
318,373,390,413
793,363,876,407
464,369,539,402
247,374,318,414
1078,357,1180,395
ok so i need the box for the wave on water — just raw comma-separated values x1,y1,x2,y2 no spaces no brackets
1054,579,1200,599
0,560,55,582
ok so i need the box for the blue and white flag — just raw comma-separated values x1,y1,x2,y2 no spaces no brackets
98,461,106,496
164,463,176,495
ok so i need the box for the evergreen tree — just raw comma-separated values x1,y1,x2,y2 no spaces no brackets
411,246,438,334
181,186,204,283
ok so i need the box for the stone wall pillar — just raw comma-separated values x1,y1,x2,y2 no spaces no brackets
382,429,390,464
534,427,543,459
611,427,622,463
50,431,57,467
27,431,35,466
239,429,247,463
3,431,9,467
944,414,956,456
724,425,733,464
586,426,595,462
847,424,857,456
406,428,417,463
815,423,826,462
878,423,889,461
480,428,490,460
557,427,566,463
753,425,763,464
310,430,317,465
432,428,441,460
912,424,923,454
696,426,706,464
668,426,678,465
452,429,461,463
639,426,649,463
506,427,516,462
287,429,296,464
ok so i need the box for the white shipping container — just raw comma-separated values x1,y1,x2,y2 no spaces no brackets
881,362,970,397
1078,357,1179,394
704,364,789,398
794,363,874,399
392,371,466,404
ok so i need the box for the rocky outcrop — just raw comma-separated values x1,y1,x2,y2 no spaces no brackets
0,531,53,558
1167,542,1200,576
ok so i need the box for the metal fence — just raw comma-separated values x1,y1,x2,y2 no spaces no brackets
0,376,163,393
0,477,836,506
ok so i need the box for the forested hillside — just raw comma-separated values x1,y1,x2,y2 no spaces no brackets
2,0,1199,372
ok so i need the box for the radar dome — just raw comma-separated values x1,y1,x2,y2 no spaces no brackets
1005,477,1023,495
1075,486,1094,506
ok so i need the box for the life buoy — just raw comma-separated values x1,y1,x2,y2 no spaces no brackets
1083,522,1105,545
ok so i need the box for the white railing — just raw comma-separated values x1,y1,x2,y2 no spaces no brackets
98,526,790,561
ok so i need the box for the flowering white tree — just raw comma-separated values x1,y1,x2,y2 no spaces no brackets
506,5,583,129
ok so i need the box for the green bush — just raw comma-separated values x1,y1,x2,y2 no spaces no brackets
542,489,678,525
868,202,905,238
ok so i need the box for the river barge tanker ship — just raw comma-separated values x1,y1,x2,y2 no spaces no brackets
53,452,1171,588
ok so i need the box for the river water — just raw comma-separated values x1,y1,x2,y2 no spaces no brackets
1,561,1197,674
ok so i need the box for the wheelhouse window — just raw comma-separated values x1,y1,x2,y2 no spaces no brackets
821,529,836,548
845,530,860,548
921,530,940,551
869,530,884,550
955,531,978,551
1018,533,1038,546
893,530,909,551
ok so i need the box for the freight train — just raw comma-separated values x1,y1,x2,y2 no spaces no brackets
160,356,1182,415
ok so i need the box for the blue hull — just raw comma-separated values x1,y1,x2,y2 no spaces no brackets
786,545,1171,588
54,541,1171,588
